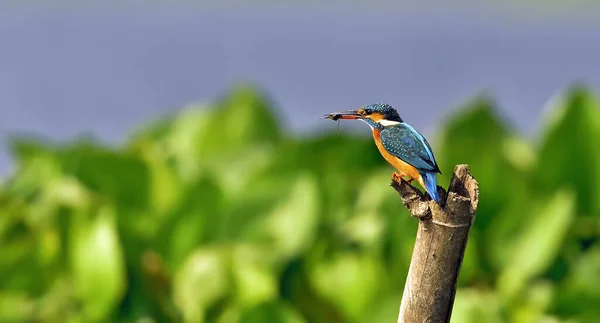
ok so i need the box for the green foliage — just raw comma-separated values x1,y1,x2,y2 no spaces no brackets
70,206,127,321
1,84,599,323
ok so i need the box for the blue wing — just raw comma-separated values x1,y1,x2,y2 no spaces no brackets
380,123,441,173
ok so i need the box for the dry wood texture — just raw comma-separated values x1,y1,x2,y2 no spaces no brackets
392,164,479,323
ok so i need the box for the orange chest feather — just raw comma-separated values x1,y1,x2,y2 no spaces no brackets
372,129,421,180
372,129,396,165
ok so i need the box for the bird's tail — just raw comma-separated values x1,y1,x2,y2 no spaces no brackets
420,171,440,203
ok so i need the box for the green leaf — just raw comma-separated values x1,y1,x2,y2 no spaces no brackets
166,176,223,268
484,196,536,274
260,174,319,260
213,145,275,198
0,292,33,322
354,169,397,214
509,281,555,323
129,111,177,143
341,169,395,250
502,134,537,173
70,206,127,321
497,190,575,299
437,95,510,174
231,244,278,307
131,140,182,215
59,141,151,209
163,105,214,179
159,85,280,182
33,278,79,322
535,85,600,216
6,136,63,197
8,135,56,166
208,84,282,153
358,293,402,323
450,289,502,323
437,96,517,227
238,301,306,323
554,245,600,317
310,252,386,320
173,247,230,322
274,133,383,175
437,96,534,275
165,85,281,176
379,189,416,287
457,231,481,287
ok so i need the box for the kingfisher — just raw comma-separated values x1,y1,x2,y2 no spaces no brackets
325,103,441,202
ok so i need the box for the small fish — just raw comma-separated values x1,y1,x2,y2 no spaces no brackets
324,113,343,121
320,113,343,134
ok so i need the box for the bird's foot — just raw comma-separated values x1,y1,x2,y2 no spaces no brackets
392,172,413,184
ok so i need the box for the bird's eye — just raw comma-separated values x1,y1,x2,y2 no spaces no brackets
364,109,372,114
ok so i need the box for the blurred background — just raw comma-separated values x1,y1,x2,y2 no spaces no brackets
1,1,600,323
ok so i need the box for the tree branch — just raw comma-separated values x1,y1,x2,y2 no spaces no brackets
391,164,479,323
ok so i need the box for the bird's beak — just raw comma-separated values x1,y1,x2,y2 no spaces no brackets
324,110,362,121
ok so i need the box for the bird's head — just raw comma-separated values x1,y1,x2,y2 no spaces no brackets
326,103,403,129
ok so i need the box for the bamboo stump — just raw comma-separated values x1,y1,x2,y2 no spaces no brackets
392,164,479,323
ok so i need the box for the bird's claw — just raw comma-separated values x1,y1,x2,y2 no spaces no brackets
392,172,413,184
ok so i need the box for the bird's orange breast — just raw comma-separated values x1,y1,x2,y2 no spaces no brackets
372,128,422,183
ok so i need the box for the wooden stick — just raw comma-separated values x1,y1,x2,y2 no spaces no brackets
391,164,479,323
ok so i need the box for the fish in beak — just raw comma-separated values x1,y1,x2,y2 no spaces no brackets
324,110,362,121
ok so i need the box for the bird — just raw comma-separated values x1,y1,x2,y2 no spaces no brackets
325,103,442,203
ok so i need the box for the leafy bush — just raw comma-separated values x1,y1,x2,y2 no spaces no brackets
1,84,599,323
